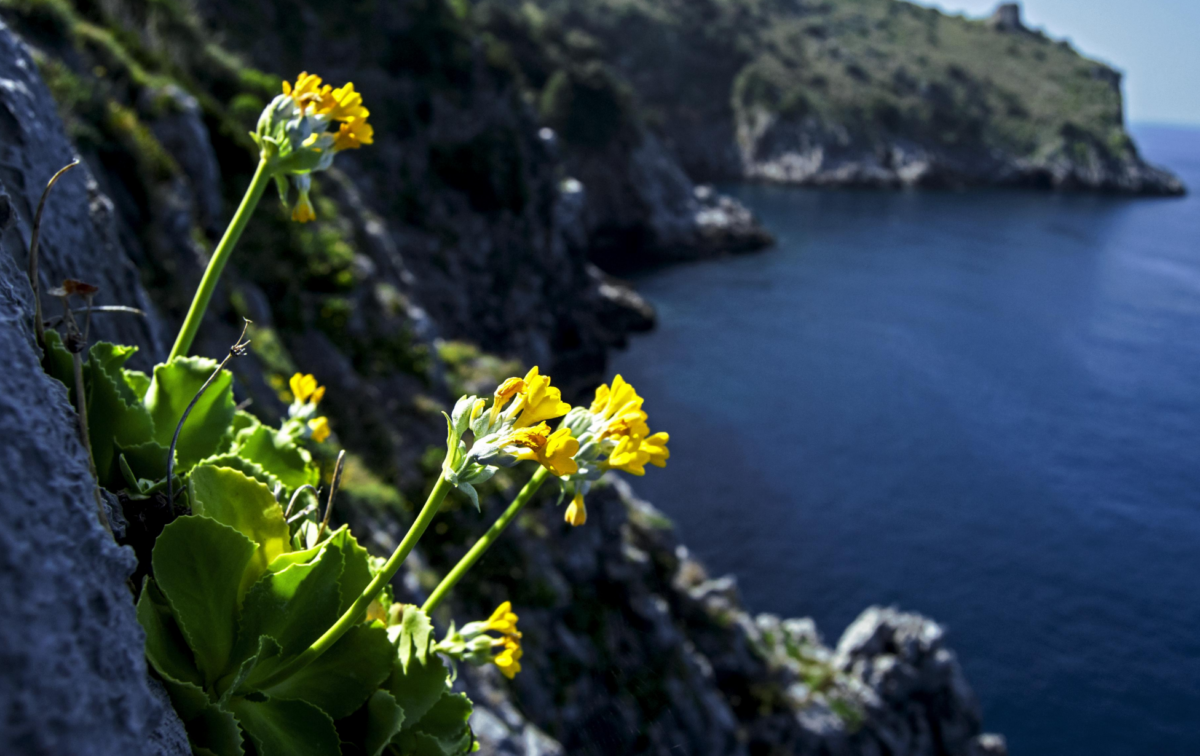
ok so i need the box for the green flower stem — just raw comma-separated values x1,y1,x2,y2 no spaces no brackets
168,157,273,361
422,466,551,614
259,474,454,688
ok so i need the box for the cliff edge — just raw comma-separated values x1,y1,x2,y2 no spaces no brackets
486,0,1184,195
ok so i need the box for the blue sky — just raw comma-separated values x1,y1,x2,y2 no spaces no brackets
913,0,1200,125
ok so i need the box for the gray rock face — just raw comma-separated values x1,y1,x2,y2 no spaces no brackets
0,23,165,366
556,118,773,272
0,31,187,756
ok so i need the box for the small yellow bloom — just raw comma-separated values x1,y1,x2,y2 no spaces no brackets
504,422,550,450
564,492,587,527
318,82,369,121
489,376,527,426
283,72,331,113
291,190,317,223
590,375,644,423
289,373,325,404
509,424,579,476
483,601,521,637
511,367,571,428
604,415,650,441
332,117,374,152
308,416,331,443
492,635,522,679
642,432,670,468
607,433,650,476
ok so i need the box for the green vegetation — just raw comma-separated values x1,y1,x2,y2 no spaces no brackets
484,0,1135,165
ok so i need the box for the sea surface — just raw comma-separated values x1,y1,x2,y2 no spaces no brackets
610,125,1200,755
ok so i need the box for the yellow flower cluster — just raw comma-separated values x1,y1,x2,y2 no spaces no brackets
282,72,374,153
489,367,573,429
485,367,577,476
260,72,375,223
484,602,523,679
289,372,326,405
288,372,331,443
589,375,670,475
554,375,670,528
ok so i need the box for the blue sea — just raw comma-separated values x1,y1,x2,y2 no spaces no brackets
610,125,1200,755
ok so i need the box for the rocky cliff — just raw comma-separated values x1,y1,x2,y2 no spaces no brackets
489,0,1183,195
0,1,1005,754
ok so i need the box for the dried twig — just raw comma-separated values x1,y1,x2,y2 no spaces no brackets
166,320,251,506
43,305,146,329
29,162,80,346
50,284,110,535
285,484,318,520
316,449,347,542
287,501,320,525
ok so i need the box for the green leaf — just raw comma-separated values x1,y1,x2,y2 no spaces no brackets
394,731,448,756
189,703,246,756
326,527,373,616
200,454,284,495
159,675,212,723
393,605,433,672
88,342,139,392
123,368,151,400
365,690,405,756
235,542,343,665
395,692,474,755
413,692,473,743
220,635,282,703
82,344,157,486
145,356,236,469
261,623,393,719
190,465,289,598
136,577,202,688
387,653,449,730
228,696,340,756
232,424,319,490
153,516,257,686
40,329,76,391
117,440,172,483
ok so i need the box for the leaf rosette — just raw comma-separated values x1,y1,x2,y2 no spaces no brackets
138,466,473,756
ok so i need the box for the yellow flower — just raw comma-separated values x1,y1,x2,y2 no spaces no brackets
590,375,648,433
279,72,373,156
564,492,587,527
318,82,369,121
291,189,317,223
289,373,325,405
504,422,550,450
308,416,331,443
488,376,527,426
492,635,522,679
332,117,374,152
511,367,571,428
509,424,579,476
606,429,669,476
282,71,331,113
607,433,649,476
483,601,521,638
641,432,670,468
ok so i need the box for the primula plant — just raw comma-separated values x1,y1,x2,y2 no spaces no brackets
33,71,671,756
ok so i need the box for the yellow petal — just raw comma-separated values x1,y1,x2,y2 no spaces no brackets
308,416,331,443
565,493,587,527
